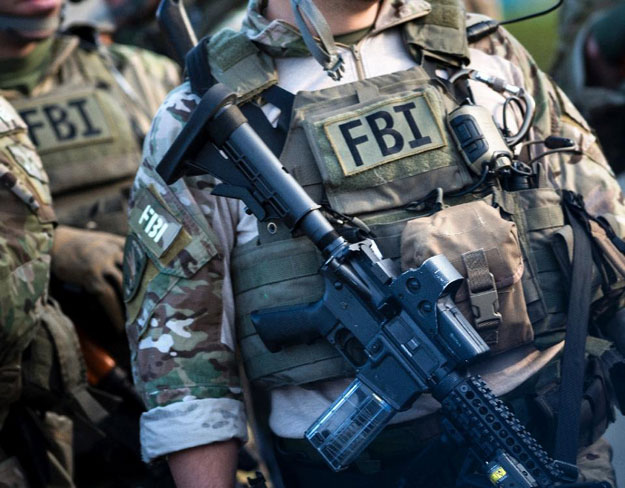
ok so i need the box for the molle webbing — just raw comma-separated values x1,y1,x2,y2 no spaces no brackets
233,214,414,388
232,236,352,388
234,187,576,388
22,300,108,425
207,30,278,104
493,188,572,346
403,0,470,66
279,70,472,216
10,39,142,198
205,3,470,105
7,37,143,233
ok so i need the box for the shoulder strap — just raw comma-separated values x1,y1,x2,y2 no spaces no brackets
554,191,596,464
403,0,471,67
185,33,294,157
186,35,215,96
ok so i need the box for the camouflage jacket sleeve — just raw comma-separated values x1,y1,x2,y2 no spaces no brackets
473,26,625,226
124,83,247,462
0,98,56,422
472,27,625,336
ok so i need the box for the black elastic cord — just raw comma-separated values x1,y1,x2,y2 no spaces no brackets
446,166,490,198
526,148,583,166
499,0,564,26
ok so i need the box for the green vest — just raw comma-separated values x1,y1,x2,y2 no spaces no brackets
209,4,618,390
6,36,149,236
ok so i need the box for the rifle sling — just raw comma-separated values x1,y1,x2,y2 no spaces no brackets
554,192,595,464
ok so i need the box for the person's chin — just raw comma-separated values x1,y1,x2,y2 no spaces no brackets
15,27,55,41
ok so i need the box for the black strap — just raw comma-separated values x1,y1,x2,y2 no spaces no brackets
185,35,215,96
263,85,295,132
240,103,288,158
596,215,625,254
185,36,293,157
554,191,595,464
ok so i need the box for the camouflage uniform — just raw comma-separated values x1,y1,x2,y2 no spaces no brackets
0,34,179,488
0,34,179,235
0,96,74,487
552,0,625,174
463,0,502,18
0,33,179,355
125,0,625,485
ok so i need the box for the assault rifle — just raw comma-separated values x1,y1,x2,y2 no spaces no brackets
157,84,602,487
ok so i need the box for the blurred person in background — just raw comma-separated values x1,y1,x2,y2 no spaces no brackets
107,0,247,57
552,0,625,176
0,95,69,487
0,0,180,486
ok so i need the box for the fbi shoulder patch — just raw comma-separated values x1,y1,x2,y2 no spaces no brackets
129,187,183,259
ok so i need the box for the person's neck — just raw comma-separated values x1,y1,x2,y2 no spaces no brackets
265,0,380,36
0,33,39,60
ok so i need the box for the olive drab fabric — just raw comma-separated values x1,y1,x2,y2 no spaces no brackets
1,35,180,235
205,0,624,388
125,0,625,477
0,33,180,488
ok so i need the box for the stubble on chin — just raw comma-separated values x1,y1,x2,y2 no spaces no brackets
315,0,380,12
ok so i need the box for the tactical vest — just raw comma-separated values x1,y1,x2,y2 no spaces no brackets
203,5,625,390
7,36,149,236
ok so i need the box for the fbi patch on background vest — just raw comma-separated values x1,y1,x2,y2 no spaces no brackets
322,92,445,176
15,88,113,155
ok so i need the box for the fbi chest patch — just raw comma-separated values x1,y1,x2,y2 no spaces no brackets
322,92,445,176
129,188,182,258
14,88,113,155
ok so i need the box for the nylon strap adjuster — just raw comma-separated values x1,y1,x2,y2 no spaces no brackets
462,249,501,342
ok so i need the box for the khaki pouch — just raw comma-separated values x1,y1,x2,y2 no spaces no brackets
551,216,625,312
400,199,533,354
589,220,625,282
